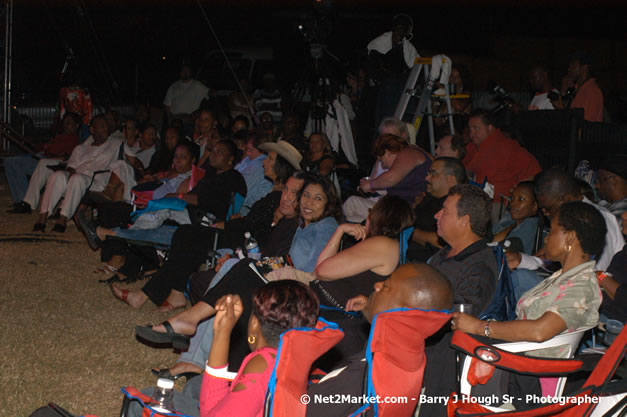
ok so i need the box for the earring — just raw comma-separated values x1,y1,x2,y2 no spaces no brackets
565,244,572,253
247,335,256,344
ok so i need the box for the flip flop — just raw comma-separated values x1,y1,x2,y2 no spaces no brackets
150,368,199,381
94,264,118,275
157,300,186,312
135,321,190,351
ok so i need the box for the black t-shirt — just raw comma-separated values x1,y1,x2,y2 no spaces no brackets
191,168,247,220
222,191,281,250
263,217,299,257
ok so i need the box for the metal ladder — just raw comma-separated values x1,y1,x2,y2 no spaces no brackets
394,55,469,153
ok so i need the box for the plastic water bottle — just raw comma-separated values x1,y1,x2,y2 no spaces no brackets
244,232,261,260
150,378,175,413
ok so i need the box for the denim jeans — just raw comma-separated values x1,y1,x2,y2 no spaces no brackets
178,256,239,369
3,154,41,202
113,225,178,247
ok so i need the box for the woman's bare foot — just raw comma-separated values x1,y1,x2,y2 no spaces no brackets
156,290,187,312
110,285,148,309
149,302,217,336
154,361,203,377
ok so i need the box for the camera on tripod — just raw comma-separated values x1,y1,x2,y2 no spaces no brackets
487,81,514,114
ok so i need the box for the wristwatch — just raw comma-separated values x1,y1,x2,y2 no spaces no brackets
484,321,492,338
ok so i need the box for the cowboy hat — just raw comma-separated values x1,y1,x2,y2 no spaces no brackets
259,140,302,170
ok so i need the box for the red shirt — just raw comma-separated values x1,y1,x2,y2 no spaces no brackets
38,133,80,158
570,78,603,122
464,130,541,200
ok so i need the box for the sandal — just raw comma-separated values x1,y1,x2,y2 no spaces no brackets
94,264,119,275
151,368,199,381
135,321,190,350
98,273,123,284
157,300,186,313
110,285,129,302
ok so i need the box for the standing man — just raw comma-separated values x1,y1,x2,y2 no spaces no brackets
367,14,419,127
528,64,559,110
551,52,604,122
163,63,209,135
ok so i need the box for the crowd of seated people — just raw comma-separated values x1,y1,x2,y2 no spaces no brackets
8,57,627,417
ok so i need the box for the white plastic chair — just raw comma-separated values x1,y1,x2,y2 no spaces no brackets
459,325,595,412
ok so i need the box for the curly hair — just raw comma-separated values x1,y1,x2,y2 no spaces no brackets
299,173,344,224
557,201,607,260
252,280,320,346
366,195,415,239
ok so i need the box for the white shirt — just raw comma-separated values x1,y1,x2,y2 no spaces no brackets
135,145,156,168
163,79,209,115
528,89,559,111
67,135,123,177
367,31,419,68
518,197,624,271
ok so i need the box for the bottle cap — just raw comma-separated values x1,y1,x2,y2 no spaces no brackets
157,378,175,389
244,232,251,238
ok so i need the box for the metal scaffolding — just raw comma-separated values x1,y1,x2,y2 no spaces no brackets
1,0,13,151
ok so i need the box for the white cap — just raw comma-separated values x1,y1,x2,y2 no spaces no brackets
244,232,251,239
157,378,175,389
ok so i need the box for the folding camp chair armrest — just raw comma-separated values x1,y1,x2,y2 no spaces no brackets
451,331,584,376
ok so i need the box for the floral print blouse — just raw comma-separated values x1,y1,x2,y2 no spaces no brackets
516,261,601,357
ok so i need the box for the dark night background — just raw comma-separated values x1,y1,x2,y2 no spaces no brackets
11,0,627,120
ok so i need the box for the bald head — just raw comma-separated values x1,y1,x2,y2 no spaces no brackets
362,263,453,321
402,263,454,311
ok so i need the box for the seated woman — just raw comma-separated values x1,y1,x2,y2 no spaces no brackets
135,175,341,372
310,195,415,309
351,134,432,222
107,149,300,309
141,195,412,377
303,132,335,177
80,140,199,252
453,201,606,356
128,280,319,417
492,181,539,254
98,123,159,202
140,126,184,181
96,139,246,236
200,281,318,417
83,140,245,281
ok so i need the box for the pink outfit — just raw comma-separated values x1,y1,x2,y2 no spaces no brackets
200,346,277,417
